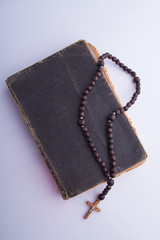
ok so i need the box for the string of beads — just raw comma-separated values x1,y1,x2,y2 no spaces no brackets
78,52,141,202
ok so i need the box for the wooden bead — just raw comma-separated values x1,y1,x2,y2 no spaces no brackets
100,161,106,167
98,193,105,200
108,178,114,186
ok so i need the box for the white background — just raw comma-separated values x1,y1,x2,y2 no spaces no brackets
0,1,159,240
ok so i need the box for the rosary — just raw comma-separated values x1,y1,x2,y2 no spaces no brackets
78,52,141,219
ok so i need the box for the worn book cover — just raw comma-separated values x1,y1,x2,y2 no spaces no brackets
5,39,147,199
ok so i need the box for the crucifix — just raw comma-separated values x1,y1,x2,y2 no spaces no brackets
84,199,101,219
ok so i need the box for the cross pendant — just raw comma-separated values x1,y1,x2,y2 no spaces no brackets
84,199,101,219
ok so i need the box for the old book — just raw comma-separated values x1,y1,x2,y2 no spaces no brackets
5,39,147,200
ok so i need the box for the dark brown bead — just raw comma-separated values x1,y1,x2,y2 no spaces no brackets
133,77,140,83
111,155,116,161
109,144,114,149
119,63,124,68
92,147,97,152
127,68,132,73
133,92,138,97
109,114,116,121
107,128,112,133
112,56,117,62
127,102,132,108
116,59,120,65
93,76,98,81
131,71,136,77
84,132,89,137
100,161,106,167
111,161,116,166
124,106,128,111
108,122,113,127
108,54,112,59
111,173,116,178
79,111,84,117
109,150,115,155
103,53,109,58
78,119,85,125
120,108,124,113
80,106,85,111
87,85,92,90
123,66,128,71
96,157,102,163
108,178,114,186
86,137,92,142
115,109,121,115
91,81,96,86
105,172,110,178
94,152,99,157
96,71,101,77
82,95,87,100
82,127,87,132
111,167,116,172
98,193,105,200
108,139,114,144
89,142,94,147
106,185,112,190
103,189,109,195
83,90,89,95
81,100,86,106
136,90,141,94
108,134,113,139
102,167,108,172
130,99,135,104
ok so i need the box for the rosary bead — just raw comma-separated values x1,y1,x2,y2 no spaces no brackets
130,99,135,105
96,157,102,163
92,147,97,152
133,76,140,83
123,106,128,111
83,90,89,95
111,167,116,172
79,119,85,125
96,71,102,77
119,63,124,68
111,155,116,161
109,144,114,149
111,161,116,166
115,109,121,115
79,111,84,117
112,56,117,62
108,139,114,144
107,128,112,133
82,127,88,132
81,100,86,106
94,152,99,158
100,161,106,167
133,92,138,97
80,106,85,111
103,53,109,58
82,95,87,100
98,193,105,200
87,85,93,91
91,81,96,86
108,54,112,59
131,71,136,77
103,189,109,195
84,132,90,137
109,150,115,155
108,134,113,139
109,114,116,121
102,167,108,172
105,172,110,178
127,102,132,108
89,142,94,147
116,59,120,65
106,185,112,190
127,68,132,73
108,122,113,127
111,173,116,178
136,90,141,94
86,137,92,142
108,178,114,186
93,76,99,81
120,108,124,113
123,66,128,71
97,60,104,66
